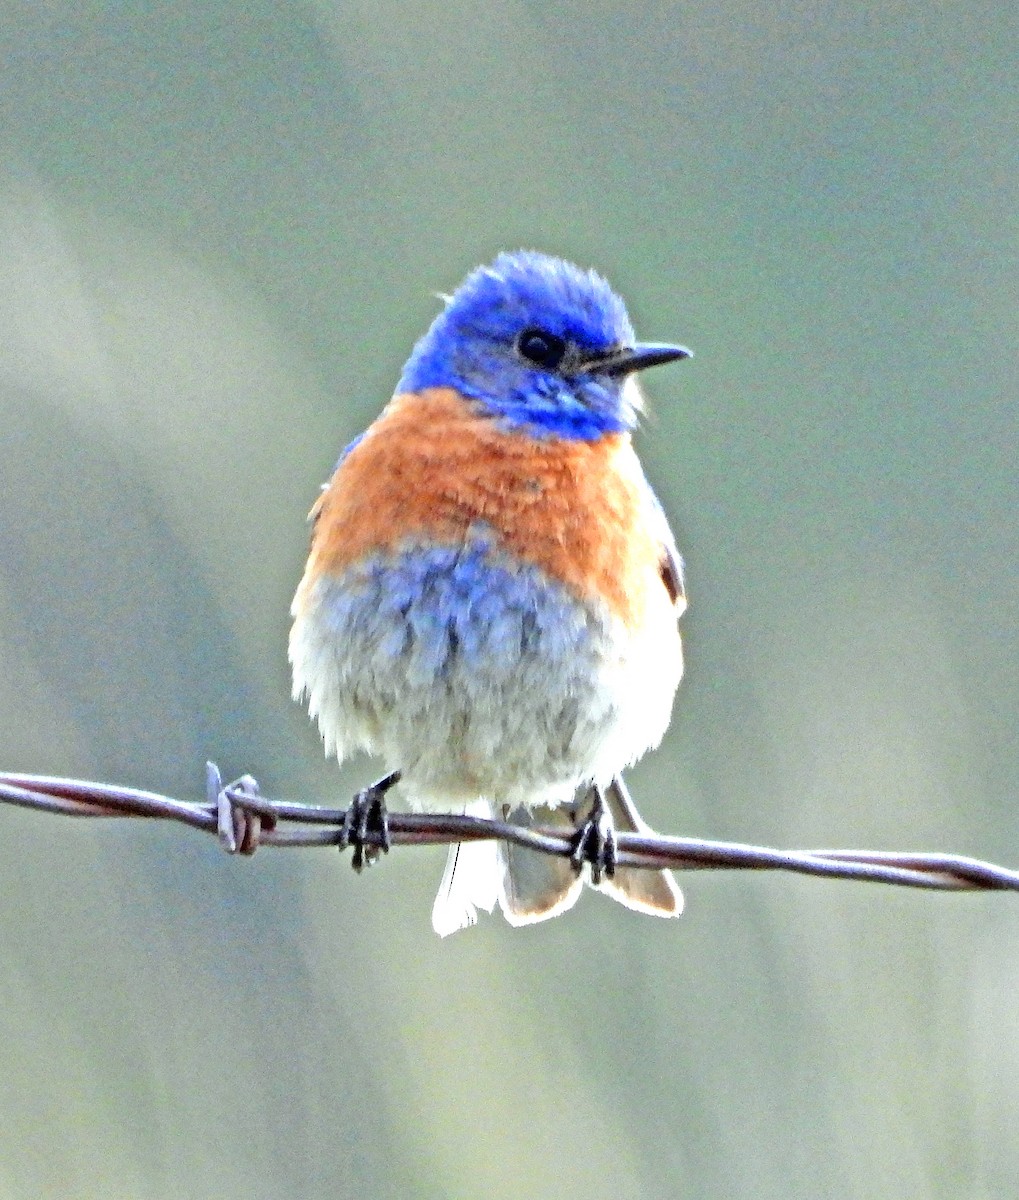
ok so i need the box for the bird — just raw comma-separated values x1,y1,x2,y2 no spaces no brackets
289,250,691,936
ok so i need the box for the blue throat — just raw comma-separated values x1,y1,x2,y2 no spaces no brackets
399,343,631,440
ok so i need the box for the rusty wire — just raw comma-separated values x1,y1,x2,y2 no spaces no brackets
0,764,1016,893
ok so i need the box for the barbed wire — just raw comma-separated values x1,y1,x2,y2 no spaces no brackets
0,763,1016,892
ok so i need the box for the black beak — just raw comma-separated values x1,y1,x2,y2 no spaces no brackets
586,342,692,377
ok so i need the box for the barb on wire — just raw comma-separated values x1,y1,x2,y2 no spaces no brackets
1,763,1017,894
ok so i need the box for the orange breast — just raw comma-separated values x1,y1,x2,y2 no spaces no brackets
300,387,667,628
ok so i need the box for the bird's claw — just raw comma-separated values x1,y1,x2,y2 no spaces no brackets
339,771,400,872
570,787,617,884
340,787,390,871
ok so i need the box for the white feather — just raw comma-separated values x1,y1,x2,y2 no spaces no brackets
430,800,503,937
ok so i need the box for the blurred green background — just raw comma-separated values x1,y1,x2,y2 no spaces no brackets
0,3,1016,1197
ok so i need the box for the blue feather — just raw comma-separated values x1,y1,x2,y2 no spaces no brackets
397,251,642,440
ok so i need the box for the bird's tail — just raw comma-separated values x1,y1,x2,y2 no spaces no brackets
430,780,682,936
588,776,684,918
430,799,503,937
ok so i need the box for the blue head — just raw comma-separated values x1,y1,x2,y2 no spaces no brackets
397,251,690,441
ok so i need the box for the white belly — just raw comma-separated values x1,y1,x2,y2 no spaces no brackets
290,540,682,809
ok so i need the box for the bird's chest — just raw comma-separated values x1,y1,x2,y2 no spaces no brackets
304,388,666,631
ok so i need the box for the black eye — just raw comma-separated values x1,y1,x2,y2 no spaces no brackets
516,327,567,370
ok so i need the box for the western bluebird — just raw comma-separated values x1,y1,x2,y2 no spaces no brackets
290,251,691,935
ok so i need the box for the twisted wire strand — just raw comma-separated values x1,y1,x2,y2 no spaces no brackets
1,765,1016,893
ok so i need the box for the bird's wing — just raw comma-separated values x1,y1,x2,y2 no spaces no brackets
644,483,687,614
331,431,366,476
307,431,366,527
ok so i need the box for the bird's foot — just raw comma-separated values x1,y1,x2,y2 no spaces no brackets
570,786,617,885
340,770,401,872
